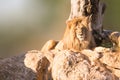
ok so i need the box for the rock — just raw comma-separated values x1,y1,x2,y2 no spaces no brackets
0,50,52,80
0,49,120,80
109,31,120,51
24,50,52,80
0,53,36,80
100,51,120,69
52,50,117,80
92,47,120,78
100,51,120,78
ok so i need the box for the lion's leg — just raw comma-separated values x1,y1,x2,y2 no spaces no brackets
41,40,58,52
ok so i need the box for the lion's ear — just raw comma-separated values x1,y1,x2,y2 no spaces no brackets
80,17,88,26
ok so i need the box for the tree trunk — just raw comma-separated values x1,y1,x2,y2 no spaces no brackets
68,0,106,46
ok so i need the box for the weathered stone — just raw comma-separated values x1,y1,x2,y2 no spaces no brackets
52,50,117,80
0,50,52,80
0,53,36,80
24,50,52,80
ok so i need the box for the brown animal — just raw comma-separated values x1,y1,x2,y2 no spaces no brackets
41,17,96,52
55,17,96,51
41,40,58,52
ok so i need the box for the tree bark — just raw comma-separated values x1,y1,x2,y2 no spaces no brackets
68,0,106,46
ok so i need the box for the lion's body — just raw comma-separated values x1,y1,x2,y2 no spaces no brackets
41,17,96,52
41,40,58,52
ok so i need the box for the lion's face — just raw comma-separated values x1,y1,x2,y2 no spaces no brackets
76,23,88,41
74,20,92,50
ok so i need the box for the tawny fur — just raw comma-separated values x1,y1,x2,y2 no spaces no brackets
41,17,96,52
41,40,58,52
56,17,96,51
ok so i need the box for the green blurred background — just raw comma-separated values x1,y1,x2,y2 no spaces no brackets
0,0,120,57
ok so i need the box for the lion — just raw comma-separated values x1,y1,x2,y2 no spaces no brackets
41,17,96,52
55,17,96,52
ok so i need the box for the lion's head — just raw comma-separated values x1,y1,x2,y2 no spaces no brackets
61,17,95,51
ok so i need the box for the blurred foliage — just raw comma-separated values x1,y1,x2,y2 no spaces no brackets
0,0,120,57
103,0,120,30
